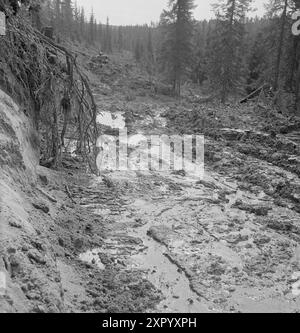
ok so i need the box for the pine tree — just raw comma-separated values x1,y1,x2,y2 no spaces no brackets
292,0,300,112
147,28,154,61
89,9,96,44
73,1,81,41
191,21,209,85
104,17,112,53
61,0,73,38
117,26,124,51
134,39,144,62
42,0,55,28
207,0,252,103
54,0,62,34
246,31,268,94
159,0,195,96
269,0,289,91
264,0,298,109
79,7,85,40
98,23,103,47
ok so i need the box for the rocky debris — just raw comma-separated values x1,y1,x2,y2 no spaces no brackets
147,226,172,246
273,197,289,208
278,122,300,134
30,240,47,252
265,218,298,234
27,249,47,265
226,233,249,244
62,155,81,170
8,218,22,229
88,52,109,71
232,200,272,216
0,142,26,170
214,128,299,155
171,169,186,177
253,234,271,246
85,224,93,233
102,175,115,189
32,305,47,313
74,238,84,250
206,262,226,276
38,174,48,186
219,128,247,141
274,181,300,204
32,201,50,214
196,179,220,190
8,254,22,277
58,238,64,247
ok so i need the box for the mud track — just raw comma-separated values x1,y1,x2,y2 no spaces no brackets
2,81,300,313
70,91,300,313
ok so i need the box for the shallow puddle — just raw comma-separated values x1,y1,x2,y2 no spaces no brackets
127,222,209,313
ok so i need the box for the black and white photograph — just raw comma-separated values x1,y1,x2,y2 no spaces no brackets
0,0,300,317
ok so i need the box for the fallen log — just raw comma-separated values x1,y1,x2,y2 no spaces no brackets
240,84,268,104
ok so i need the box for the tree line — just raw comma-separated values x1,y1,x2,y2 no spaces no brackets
11,0,300,112
157,0,300,112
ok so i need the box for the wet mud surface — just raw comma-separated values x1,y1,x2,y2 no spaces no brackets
72,91,300,313
2,62,300,313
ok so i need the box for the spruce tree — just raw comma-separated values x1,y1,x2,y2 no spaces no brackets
292,0,300,112
134,40,144,62
61,0,73,38
104,17,112,53
147,28,154,61
117,26,124,51
89,9,95,44
73,1,80,41
246,32,268,94
79,7,85,40
191,21,209,85
54,0,62,35
270,0,289,91
207,0,252,103
159,0,195,96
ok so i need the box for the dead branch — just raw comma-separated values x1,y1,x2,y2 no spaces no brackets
239,84,268,104
65,184,76,204
37,187,58,203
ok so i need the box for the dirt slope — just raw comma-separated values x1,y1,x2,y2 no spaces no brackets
0,89,63,312
0,88,160,313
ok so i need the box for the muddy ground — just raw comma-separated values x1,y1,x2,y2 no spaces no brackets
1,53,300,313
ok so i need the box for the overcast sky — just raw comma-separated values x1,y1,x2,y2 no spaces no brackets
76,0,267,26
